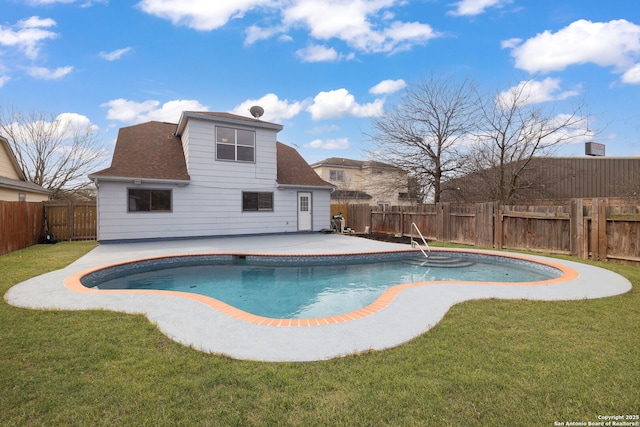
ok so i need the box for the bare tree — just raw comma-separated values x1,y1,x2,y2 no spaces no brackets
0,107,107,199
467,82,593,203
367,75,478,202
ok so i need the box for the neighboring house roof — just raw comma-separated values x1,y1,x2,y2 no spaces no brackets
89,120,333,189
89,121,190,182
0,176,52,194
311,157,401,170
276,142,334,189
0,136,51,195
331,189,372,199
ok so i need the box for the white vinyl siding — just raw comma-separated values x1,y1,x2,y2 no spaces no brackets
95,117,332,241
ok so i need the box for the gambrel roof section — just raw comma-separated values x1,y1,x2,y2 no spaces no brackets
276,142,335,189
89,121,190,183
89,118,333,190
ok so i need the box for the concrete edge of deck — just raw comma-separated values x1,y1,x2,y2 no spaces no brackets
4,234,632,362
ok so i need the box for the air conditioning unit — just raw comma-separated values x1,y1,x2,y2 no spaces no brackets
585,142,605,156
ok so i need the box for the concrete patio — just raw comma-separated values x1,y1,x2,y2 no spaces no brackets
5,233,632,362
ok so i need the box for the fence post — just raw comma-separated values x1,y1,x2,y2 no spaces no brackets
67,202,74,241
475,202,494,248
494,203,503,249
591,198,608,261
435,202,450,242
570,198,585,258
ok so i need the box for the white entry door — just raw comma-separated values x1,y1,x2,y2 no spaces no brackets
298,192,312,231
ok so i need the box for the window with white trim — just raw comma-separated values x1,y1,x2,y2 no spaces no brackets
128,189,172,212
242,192,273,211
216,126,255,162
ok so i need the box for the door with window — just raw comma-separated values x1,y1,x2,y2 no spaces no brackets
298,192,312,231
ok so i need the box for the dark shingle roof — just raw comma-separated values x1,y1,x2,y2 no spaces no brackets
90,121,190,181
331,190,372,199
276,142,334,188
90,121,333,189
311,157,399,170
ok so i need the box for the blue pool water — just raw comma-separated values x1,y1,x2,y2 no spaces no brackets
82,252,561,319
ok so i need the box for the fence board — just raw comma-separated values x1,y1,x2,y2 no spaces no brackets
0,201,43,256
44,202,97,241
347,197,639,265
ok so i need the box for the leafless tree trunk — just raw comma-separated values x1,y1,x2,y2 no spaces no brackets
0,107,107,200
468,82,593,203
367,75,478,202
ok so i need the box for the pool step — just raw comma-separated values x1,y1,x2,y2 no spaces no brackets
404,256,476,268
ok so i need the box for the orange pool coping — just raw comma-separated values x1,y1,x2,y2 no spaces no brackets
64,249,579,327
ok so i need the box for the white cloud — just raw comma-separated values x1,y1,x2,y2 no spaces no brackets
369,79,406,95
0,16,58,59
543,113,594,145
102,98,208,124
307,88,384,120
497,78,581,106
55,112,99,136
282,0,438,54
448,0,510,17
230,93,304,122
0,75,10,88
137,0,271,31
306,137,350,150
245,24,286,45
138,0,440,55
99,47,132,61
506,19,640,76
5,112,99,146
621,63,640,84
500,37,521,49
295,44,340,62
26,65,73,79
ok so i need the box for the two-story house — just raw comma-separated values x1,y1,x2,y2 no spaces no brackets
311,157,416,209
89,111,334,242
0,136,50,201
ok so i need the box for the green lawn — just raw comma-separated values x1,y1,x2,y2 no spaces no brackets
1,242,638,426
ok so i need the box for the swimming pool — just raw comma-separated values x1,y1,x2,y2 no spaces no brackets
8,234,631,361
80,251,562,319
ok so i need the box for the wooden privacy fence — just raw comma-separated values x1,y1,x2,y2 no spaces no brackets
0,201,97,256
346,198,640,265
44,202,97,241
0,201,44,256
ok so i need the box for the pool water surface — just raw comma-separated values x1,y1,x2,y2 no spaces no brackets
82,252,561,319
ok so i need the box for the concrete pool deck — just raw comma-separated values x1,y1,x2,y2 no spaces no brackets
5,233,632,362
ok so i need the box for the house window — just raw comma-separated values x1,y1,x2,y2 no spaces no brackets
329,169,344,181
128,189,172,212
216,126,255,162
18,193,26,201
242,192,273,211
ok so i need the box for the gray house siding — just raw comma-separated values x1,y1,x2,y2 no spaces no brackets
93,114,332,242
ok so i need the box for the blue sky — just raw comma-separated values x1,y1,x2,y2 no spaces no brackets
1,0,638,169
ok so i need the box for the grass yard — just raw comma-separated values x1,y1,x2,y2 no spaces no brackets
1,241,638,426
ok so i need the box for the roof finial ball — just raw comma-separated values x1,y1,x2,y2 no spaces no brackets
249,105,264,120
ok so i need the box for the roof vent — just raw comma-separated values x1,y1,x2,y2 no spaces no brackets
249,105,264,120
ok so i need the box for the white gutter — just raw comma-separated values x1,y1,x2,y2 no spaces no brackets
277,183,336,191
90,175,190,186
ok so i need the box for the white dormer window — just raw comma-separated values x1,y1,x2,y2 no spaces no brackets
216,126,255,162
